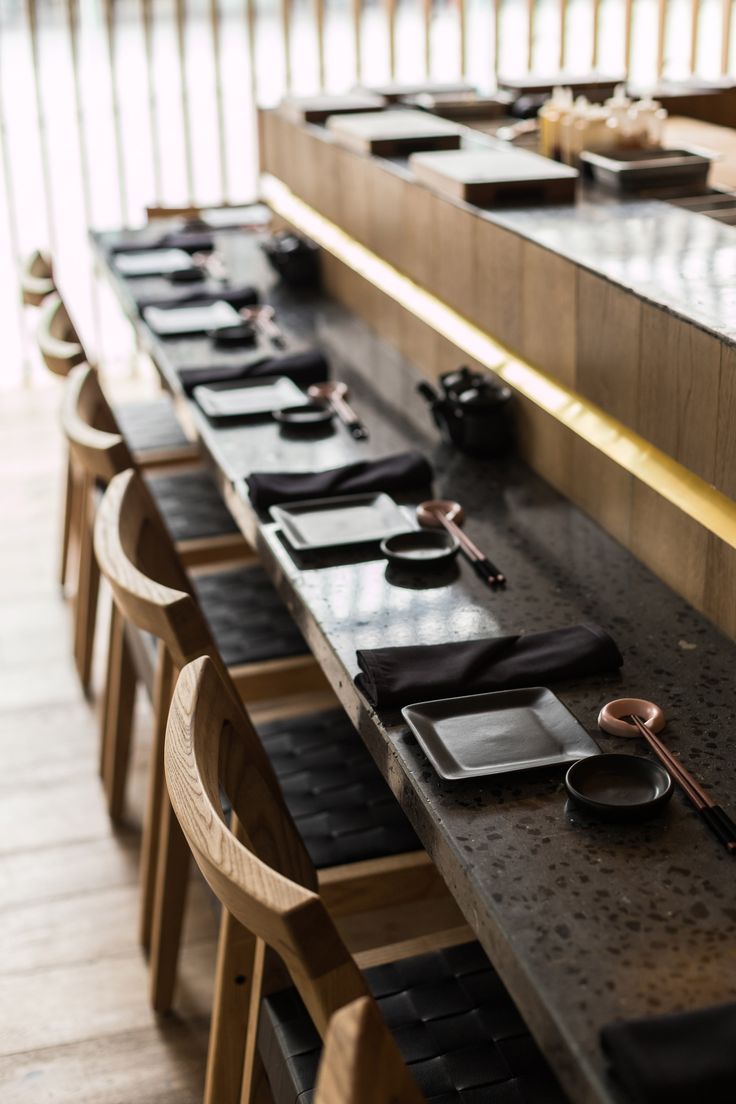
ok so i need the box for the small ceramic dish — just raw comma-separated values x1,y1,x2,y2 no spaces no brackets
565,753,673,820
272,400,334,429
380,529,459,566
167,266,206,284
210,322,257,348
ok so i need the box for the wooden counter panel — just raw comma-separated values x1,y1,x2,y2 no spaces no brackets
576,272,641,429
471,218,523,355
521,243,577,391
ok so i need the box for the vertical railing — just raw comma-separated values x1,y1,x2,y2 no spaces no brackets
2,0,736,388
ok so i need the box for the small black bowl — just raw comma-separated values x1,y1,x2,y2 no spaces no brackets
380,529,459,567
272,401,334,429
210,323,257,349
167,266,206,284
565,753,673,821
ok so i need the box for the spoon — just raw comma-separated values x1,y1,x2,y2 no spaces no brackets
308,382,368,440
417,500,505,587
598,697,736,853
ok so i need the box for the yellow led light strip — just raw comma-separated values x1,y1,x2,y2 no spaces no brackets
262,173,736,549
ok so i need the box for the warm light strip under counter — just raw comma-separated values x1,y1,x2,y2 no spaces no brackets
261,173,736,550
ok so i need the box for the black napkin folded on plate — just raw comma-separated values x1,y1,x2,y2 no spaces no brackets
134,283,259,313
601,1002,736,1104
246,451,433,512
112,231,215,254
355,623,622,709
178,350,330,395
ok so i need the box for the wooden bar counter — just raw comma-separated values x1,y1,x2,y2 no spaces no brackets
258,106,736,646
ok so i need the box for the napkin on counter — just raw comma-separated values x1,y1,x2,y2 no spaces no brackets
112,231,215,254
246,451,434,512
178,350,330,395
134,283,259,312
601,1002,736,1104
355,623,622,709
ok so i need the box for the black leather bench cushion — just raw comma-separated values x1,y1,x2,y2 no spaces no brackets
259,943,568,1104
114,396,193,455
257,709,419,868
147,469,239,542
193,564,309,667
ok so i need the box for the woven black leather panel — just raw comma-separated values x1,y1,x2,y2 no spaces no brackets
259,943,568,1104
193,564,309,667
257,709,419,868
113,396,192,454
147,469,239,542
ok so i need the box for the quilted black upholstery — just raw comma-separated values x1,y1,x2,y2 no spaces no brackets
113,396,194,455
193,564,309,666
258,943,568,1104
257,709,419,868
147,469,240,542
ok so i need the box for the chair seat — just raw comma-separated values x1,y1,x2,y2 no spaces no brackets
259,943,568,1104
192,564,310,667
147,469,240,543
257,709,420,868
113,396,196,458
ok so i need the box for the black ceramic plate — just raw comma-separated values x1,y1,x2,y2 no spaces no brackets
402,687,599,780
272,401,334,428
271,493,412,551
565,753,673,819
381,529,458,566
193,376,306,419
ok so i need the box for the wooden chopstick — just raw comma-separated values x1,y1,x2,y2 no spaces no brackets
629,714,736,853
441,514,506,587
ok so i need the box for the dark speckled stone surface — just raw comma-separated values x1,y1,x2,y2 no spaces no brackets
93,227,736,1104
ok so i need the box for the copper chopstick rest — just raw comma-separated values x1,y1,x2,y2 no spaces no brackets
598,698,736,854
416,500,506,587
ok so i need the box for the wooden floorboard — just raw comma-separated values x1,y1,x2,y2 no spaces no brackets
0,380,216,1101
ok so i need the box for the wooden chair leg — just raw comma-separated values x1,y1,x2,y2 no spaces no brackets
59,451,75,591
204,910,258,1104
140,644,175,952
149,791,191,1013
72,485,100,696
240,939,274,1104
100,603,137,820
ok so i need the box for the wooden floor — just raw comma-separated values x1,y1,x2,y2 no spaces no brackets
0,381,218,1102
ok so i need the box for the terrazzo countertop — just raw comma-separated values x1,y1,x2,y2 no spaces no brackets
93,226,736,1104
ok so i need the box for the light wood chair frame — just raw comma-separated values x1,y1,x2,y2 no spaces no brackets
93,469,340,1029
166,657,466,1104
165,657,470,1104
20,248,55,307
60,364,247,694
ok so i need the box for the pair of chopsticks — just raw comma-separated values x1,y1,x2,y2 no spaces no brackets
628,714,736,854
439,513,506,587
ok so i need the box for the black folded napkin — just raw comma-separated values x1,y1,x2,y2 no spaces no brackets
112,231,215,254
178,350,330,395
601,1002,736,1104
246,451,433,512
355,623,622,709
134,283,259,312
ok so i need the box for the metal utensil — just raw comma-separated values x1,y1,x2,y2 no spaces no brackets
240,304,287,349
598,697,736,853
308,381,368,440
416,499,505,587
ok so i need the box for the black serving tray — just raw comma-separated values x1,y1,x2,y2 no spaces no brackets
580,147,712,193
402,687,599,780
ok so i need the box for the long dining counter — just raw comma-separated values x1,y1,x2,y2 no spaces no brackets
89,222,736,1104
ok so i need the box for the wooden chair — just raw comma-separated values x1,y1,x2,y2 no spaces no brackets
166,656,568,1104
315,997,424,1104
60,364,247,694
96,480,466,1104
20,249,55,306
93,468,344,1016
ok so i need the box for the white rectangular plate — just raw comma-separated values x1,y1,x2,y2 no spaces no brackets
114,248,194,277
143,299,241,336
193,376,307,418
271,493,413,551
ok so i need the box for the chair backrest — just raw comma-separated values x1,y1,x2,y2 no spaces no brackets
166,655,370,1036
61,364,135,484
37,293,86,377
94,467,223,674
315,998,425,1104
20,249,55,306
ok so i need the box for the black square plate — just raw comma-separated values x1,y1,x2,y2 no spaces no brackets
271,492,413,551
402,687,599,780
